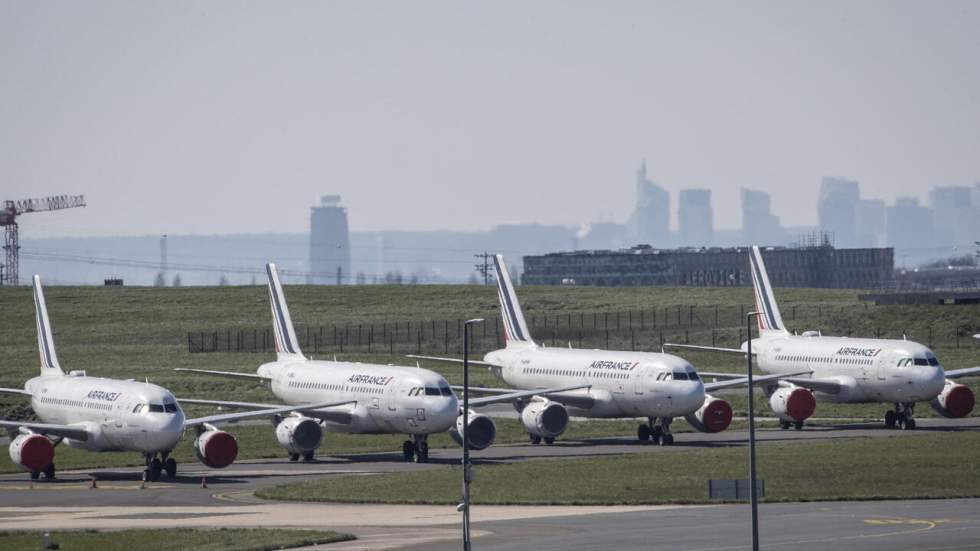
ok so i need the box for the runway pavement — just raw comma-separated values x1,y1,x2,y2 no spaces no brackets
1,418,978,550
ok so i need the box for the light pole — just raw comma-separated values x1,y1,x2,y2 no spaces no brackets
461,318,483,551
746,311,760,551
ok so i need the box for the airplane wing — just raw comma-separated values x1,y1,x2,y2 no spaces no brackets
180,398,356,426
174,368,270,381
406,354,496,367
944,367,980,380
0,387,32,396
702,371,814,392
458,384,593,408
662,343,753,355
0,420,90,441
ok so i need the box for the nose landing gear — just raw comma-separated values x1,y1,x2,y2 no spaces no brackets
402,434,430,463
885,402,917,430
637,417,674,445
141,451,177,481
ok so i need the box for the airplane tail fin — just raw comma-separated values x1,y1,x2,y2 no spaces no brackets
32,275,64,377
491,255,536,349
265,263,305,361
749,246,789,336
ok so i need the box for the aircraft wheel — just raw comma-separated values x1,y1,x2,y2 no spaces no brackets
794,421,804,431
30,471,40,481
637,424,651,442
415,442,429,463
904,418,916,430
780,421,790,430
288,453,300,462
663,434,675,445
884,410,896,428
402,440,415,462
529,434,542,445
543,437,555,445
651,425,663,441
164,458,177,479
302,451,316,462
149,458,162,482
44,462,56,480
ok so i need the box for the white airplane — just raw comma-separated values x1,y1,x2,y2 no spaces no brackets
0,276,346,481
176,263,566,462
410,254,794,445
666,246,980,430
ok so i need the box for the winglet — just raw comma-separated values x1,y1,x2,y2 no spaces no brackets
32,275,64,377
266,263,304,360
491,255,536,348
749,246,788,335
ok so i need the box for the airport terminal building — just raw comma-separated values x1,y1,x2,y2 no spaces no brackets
522,245,894,289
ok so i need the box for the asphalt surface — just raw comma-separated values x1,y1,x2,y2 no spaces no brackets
1,418,978,550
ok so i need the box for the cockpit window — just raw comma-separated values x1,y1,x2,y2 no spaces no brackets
424,387,441,396
913,358,928,366
672,371,689,380
688,372,700,381
147,404,165,413
164,403,179,413
439,383,452,397
928,357,939,366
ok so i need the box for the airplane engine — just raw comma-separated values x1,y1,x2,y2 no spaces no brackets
8,433,54,472
931,379,975,418
194,428,238,468
519,399,569,438
768,385,816,423
684,394,733,433
275,415,324,454
449,410,497,451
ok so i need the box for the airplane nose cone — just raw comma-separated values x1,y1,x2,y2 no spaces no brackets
923,365,945,395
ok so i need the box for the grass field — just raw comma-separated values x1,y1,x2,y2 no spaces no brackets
0,528,354,551
256,431,980,505
1,283,979,473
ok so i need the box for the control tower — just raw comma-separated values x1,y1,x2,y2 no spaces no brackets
309,195,351,284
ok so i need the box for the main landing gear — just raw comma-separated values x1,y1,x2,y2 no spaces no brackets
637,417,674,445
402,434,430,463
527,434,555,445
885,402,917,430
779,421,805,430
143,452,177,482
288,451,317,462
30,462,56,481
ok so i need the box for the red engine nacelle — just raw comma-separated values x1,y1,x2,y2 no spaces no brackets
8,433,55,473
931,379,975,419
194,429,238,468
684,394,733,433
768,385,816,423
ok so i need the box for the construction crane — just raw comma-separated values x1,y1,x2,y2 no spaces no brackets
0,194,86,286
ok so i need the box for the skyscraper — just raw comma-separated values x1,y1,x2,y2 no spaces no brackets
740,188,783,245
929,186,973,248
629,161,670,247
856,199,887,247
309,195,351,285
887,197,934,264
678,189,713,247
818,177,861,247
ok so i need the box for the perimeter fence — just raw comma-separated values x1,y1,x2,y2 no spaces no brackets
187,302,980,356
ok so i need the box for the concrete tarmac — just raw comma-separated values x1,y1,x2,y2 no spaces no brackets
1,418,978,550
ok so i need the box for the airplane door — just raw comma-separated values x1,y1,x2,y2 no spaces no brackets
876,354,889,381
387,385,398,411
633,370,646,395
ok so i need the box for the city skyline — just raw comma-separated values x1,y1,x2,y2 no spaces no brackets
3,2,979,239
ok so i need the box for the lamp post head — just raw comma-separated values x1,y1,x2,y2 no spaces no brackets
465,318,485,326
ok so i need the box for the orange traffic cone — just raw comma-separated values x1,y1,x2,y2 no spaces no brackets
89,475,97,489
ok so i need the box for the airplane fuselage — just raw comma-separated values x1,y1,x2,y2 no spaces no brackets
24,374,184,453
484,347,705,418
259,359,458,435
748,335,946,404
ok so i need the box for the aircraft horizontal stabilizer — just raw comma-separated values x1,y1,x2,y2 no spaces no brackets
407,354,496,367
174,368,270,381
662,343,753,356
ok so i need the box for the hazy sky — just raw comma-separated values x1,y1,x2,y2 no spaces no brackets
2,1,979,238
